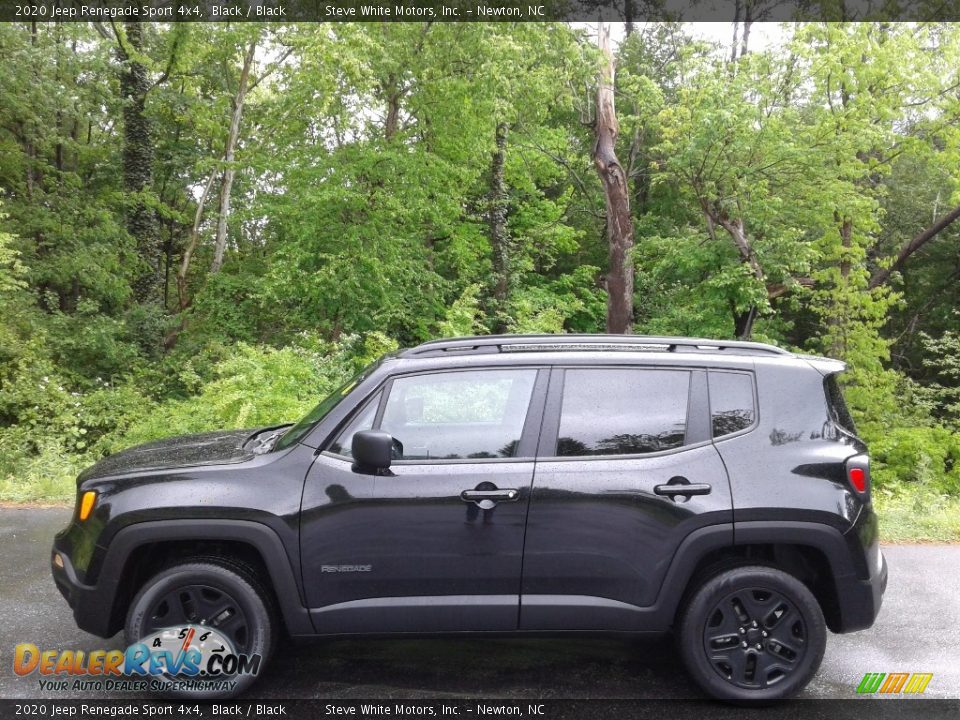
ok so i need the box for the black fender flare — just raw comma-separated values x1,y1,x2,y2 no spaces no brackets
651,520,859,627
96,519,314,636
733,520,858,577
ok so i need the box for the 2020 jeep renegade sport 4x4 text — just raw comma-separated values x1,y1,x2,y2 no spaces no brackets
52,334,887,701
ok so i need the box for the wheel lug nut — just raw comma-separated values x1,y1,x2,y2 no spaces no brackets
755,643,762,650
761,631,768,637
752,620,758,627
741,641,748,648
739,628,745,634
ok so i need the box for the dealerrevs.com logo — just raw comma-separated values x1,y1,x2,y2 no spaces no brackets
13,624,261,695
856,672,934,694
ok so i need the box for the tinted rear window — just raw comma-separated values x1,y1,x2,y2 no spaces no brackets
708,371,756,438
556,368,690,456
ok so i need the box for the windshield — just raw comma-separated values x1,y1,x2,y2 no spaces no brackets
274,359,383,452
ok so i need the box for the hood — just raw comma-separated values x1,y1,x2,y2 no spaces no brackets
78,428,264,483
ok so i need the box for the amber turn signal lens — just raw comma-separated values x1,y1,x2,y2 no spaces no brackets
78,491,97,521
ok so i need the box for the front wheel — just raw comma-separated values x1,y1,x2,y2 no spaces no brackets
125,559,276,698
677,565,826,701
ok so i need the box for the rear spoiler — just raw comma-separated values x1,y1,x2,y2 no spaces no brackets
795,354,847,376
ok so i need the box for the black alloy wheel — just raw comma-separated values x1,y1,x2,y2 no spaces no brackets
702,586,807,689
677,565,827,701
141,583,252,652
125,559,276,698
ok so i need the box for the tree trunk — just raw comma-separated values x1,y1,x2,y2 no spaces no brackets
869,202,960,289
704,206,765,339
384,73,401,141
731,3,741,63
119,20,161,305
733,306,757,340
740,16,753,58
211,38,257,274
593,24,635,335
385,96,400,140
177,172,217,311
838,215,852,282
828,214,854,356
489,121,510,327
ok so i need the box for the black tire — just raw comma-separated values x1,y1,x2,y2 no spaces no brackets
125,559,276,698
677,565,826,702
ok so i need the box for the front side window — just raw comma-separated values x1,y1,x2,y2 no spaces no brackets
708,371,756,438
379,369,537,460
556,369,690,456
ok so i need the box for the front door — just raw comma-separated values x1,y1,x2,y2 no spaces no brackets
301,366,547,633
520,366,734,630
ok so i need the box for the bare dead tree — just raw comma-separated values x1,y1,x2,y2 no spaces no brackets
211,38,258,274
177,172,217,311
592,23,635,334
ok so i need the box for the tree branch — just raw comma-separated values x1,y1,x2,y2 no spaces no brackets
869,202,960,288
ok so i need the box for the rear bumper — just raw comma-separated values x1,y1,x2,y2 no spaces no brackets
734,518,887,635
833,548,887,633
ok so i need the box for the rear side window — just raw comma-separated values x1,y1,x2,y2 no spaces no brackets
556,369,690,456
825,374,858,436
708,371,756,438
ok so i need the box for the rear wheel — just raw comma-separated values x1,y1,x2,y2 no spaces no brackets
677,565,826,701
125,559,275,698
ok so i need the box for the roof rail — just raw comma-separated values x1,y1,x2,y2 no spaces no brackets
400,334,792,358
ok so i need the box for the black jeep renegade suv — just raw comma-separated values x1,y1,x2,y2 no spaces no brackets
52,334,887,701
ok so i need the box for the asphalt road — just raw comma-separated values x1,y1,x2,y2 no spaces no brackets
2,507,958,700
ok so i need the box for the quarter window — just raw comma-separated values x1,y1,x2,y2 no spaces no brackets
708,371,756,438
825,374,857,436
328,392,382,458
556,369,690,456
380,369,537,460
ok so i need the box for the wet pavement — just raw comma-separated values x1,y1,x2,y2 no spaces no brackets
1,507,957,700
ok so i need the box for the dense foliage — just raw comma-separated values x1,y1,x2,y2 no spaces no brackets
1,22,959,535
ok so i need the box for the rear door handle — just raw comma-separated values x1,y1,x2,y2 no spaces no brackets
653,483,712,497
460,489,519,503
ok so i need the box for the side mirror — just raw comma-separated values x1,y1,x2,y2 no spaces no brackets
352,430,393,472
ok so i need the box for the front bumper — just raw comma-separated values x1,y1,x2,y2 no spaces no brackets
51,545,119,638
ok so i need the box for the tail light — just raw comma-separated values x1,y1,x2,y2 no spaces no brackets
846,454,870,495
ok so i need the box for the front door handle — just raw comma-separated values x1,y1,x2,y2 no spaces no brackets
460,489,519,503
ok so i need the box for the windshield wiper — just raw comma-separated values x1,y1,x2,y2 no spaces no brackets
247,426,292,455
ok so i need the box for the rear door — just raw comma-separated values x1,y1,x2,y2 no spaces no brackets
520,365,734,630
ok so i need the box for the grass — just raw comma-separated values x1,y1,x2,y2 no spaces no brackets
873,490,960,542
0,441,82,504
0,474,75,503
0,473,75,504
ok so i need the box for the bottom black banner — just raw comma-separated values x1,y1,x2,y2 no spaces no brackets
1,699,958,720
